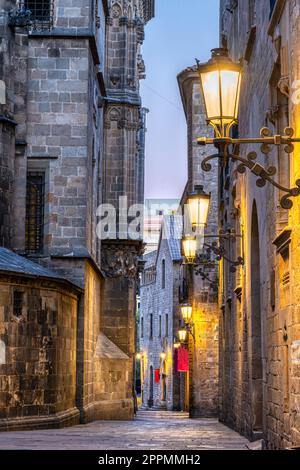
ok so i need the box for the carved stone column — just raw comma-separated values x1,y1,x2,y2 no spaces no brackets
101,240,144,357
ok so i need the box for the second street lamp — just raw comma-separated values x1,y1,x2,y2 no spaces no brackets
186,185,211,231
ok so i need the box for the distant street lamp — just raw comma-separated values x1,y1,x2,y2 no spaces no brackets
182,236,197,264
136,353,142,361
196,47,300,209
178,329,188,344
160,352,166,361
181,304,193,324
173,341,181,350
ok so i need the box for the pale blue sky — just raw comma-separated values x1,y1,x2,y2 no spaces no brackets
141,0,220,199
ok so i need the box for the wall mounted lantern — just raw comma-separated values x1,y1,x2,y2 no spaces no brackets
178,329,188,344
182,229,244,272
160,352,167,361
179,304,195,341
182,236,197,264
196,48,300,209
136,353,142,361
180,304,193,323
197,48,242,139
173,340,181,350
186,185,211,231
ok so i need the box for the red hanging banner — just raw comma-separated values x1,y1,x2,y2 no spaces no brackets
177,346,189,372
154,369,160,383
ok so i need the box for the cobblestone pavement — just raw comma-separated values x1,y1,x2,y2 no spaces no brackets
0,411,250,450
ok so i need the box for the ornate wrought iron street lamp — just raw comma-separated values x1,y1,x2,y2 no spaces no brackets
197,48,242,138
196,48,300,209
180,304,193,323
178,328,188,344
186,185,211,231
182,230,244,272
182,236,197,264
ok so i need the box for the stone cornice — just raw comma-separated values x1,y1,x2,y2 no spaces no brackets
273,226,292,254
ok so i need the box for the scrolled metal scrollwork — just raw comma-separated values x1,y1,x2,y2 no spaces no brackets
199,126,300,209
203,242,244,273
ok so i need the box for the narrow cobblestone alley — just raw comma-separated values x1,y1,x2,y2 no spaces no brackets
0,412,250,450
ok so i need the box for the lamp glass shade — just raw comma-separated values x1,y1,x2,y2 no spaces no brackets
160,352,166,360
181,305,193,323
178,329,187,343
136,353,142,360
198,49,242,131
186,192,210,229
182,236,197,264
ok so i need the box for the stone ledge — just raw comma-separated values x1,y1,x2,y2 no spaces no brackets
0,407,80,432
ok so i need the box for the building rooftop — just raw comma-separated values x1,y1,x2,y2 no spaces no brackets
162,215,182,262
0,248,78,288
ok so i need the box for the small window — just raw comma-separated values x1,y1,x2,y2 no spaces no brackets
13,291,24,317
162,260,166,289
165,314,169,337
24,0,54,30
159,315,162,337
141,317,144,339
25,172,45,254
149,313,153,339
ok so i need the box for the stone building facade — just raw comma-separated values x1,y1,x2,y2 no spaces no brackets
0,0,154,430
177,67,219,418
219,0,300,449
139,215,186,411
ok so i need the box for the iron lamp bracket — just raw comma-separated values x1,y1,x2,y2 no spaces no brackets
198,127,300,209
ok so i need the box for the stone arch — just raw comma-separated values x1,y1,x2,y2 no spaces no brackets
104,106,121,129
250,200,263,433
111,2,122,19
0,339,5,365
128,4,133,20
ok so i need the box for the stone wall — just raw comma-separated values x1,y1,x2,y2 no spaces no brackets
140,237,183,411
177,67,219,418
219,0,300,448
0,14,27,249
0,274,79,430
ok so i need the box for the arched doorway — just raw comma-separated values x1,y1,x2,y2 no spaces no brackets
148,366,154,408
250,201,263,433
